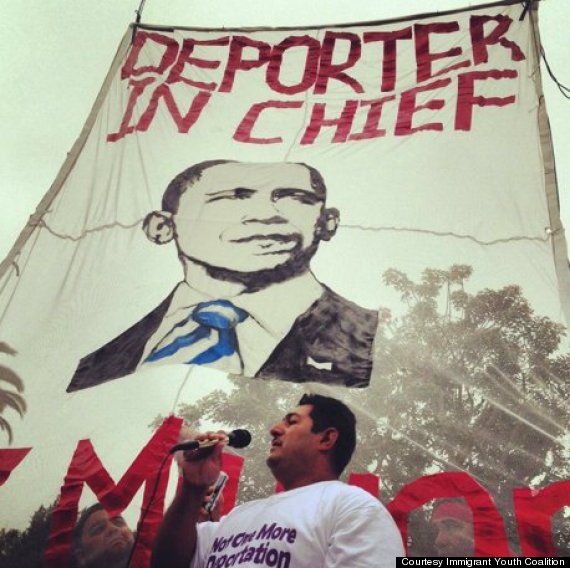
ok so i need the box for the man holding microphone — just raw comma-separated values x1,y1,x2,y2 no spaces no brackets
151,393,404,567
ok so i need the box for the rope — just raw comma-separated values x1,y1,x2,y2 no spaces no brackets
135,0,147,24
541,44,570,100
519,0,533,21
132,0,148,44
527,0,570,100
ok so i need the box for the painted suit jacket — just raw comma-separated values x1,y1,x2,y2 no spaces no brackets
66,286,378,392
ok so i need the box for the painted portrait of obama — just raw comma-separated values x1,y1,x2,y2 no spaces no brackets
67,160,379,392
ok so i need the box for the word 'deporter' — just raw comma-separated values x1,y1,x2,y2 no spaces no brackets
108,14,526,143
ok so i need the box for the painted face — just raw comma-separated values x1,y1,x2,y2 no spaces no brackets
266,404,322,478
77,510,134,567
433,517,475,557
172,162,328,273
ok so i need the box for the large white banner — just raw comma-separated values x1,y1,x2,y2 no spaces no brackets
0,1,568,563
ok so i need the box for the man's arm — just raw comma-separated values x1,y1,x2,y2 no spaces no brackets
151,433,225,568
151,484,209,568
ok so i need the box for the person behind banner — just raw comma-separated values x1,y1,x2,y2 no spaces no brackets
151,393,404,568
67,160,379,393
71,504,134,568
431,499,476,557
430,499,519,558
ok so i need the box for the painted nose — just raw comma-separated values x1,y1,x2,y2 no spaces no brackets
241,196,287,224
243,214,287,225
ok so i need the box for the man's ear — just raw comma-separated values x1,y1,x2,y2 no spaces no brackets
317,208,340,241
143,211,175,245
318,427,339,451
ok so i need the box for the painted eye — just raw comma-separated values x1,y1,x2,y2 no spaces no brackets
273,188,321,205
206,187,255,202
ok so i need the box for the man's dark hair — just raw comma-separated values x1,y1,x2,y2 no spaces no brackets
72,503,105,559
299,393,356,475
71,504,132,567
161,159,328,214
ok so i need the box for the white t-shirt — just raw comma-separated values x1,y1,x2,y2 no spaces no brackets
193,480,404,568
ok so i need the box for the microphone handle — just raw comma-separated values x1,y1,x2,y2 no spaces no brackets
169,438,219,454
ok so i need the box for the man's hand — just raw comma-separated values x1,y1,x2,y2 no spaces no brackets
151,431,227,568
176,431,226,490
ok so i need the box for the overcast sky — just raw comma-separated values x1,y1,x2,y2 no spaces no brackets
0,0,568,262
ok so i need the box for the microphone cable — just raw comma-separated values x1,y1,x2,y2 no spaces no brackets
123,450,172,568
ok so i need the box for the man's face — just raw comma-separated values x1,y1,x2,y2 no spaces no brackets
433,516,475,557
267,404,322,478
77,510,134,567
172,162,330,273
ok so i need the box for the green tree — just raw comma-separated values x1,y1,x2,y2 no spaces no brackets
0,342,26,444
350,265,570,553
0,503,54,568
355,265,570,500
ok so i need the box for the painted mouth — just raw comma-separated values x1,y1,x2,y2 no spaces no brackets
231,234,296,243
231,234,298,254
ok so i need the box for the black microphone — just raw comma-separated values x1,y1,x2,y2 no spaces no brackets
169,429,252,454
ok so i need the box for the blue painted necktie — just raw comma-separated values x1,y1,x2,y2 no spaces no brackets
145,300,249,367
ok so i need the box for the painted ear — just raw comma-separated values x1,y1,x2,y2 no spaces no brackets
317,208,340,241
318,427,339,451
143,211,175,245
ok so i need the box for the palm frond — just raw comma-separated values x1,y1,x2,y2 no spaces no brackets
0,390,27,416
0,346,27,444
0,365,24,392
0,342,17,356
0,415,15,444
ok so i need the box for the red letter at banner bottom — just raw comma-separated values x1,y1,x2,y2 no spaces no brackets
348,472,380,498
44,416,183,567
0,447,31,486
387,472,511,556
514,479,570,556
